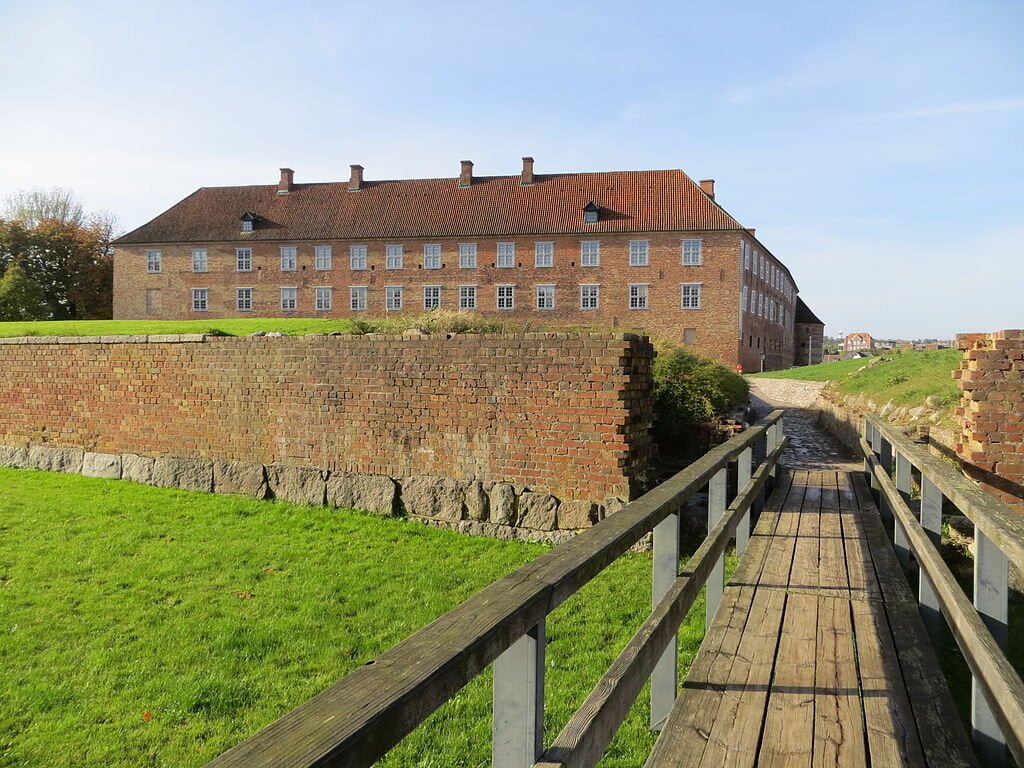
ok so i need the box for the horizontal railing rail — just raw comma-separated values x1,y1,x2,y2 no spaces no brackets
862,414,1024,767
206,410,787,768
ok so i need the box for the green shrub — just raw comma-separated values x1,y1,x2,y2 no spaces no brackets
652,344,749,436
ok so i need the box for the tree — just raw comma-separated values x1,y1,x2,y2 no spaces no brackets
0,261,49,320
0,188,117,319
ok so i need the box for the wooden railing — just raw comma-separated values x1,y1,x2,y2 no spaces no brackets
205,411,787,768
861,414,1024,767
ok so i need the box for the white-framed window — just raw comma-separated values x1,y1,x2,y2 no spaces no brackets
758,292,764,317
496,284,515,310
314,245,332,271
236,248,252,272
497,242,516,268
682,239,703,266
240,219,253,233
629,283,649,310
760,255,766,278
752,251,759,276
681,283,702,309
743,242,750,270
580,240,600,267
536,284,555,310
280,287,297,311
535,242,554,268
580,284,600,310
146,249,162,273
191,248,208,272
385,244,404,269
459,243,477,268
191,288,208,311
459,285,477,310
629,240,649,266
423,244,441,269
742,285,749,311
350,286,367,311
236,287,253,311
315,286,333,311
280,246,297,271
385,285,403,311
423,285,441,310
350,245,368,270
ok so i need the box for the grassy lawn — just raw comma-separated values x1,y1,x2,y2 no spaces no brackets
0,468,717,768
751,349,962,411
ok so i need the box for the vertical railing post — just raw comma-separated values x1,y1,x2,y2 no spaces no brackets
650,510,680,730
918,474,944,640
736,446,753,555
493,621,545,768
863,419,874,476
893,451,912,568
752,427,767,519
707,467,728,631
972,528,1010,766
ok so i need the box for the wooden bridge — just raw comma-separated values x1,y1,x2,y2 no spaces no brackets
206,411,1024,768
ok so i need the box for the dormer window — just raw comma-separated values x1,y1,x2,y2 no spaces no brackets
583,201,600,224
240,212,259,232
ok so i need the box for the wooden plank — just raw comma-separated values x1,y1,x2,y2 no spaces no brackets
757,591,819,765
852,469,985,767
813,596,867,768
728,470,793,588
817,472,851,601
837,471,880,601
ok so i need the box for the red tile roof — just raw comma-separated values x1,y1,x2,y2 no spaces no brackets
115,169,747,244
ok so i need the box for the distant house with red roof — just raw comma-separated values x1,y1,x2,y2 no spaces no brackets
113,158,805,371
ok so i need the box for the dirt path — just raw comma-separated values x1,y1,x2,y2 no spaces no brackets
748,378,859,470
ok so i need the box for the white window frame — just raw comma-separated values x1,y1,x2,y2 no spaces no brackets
191,248,208,273
280,246,298,272
385,244,404,270
682,239,703,266
385,285,403,311
534,242,554,268
280,286,297,311
459,243,477,269
240,219,254,233
423,244,442,269
628,283,649,310
742,285,748,312
629,240,650,267
536,284,555,310
459,285,477,310
580,284,600,310
236,287,253,311
681,283,703,310
496,284,515,310
580,240,600,267
350,286,367,311
497,242,516,268
743,242,750,270
350,245,368,271
314,245,333,271
146,249,162,273
315,286,333,312
423,285,441,310
191,288,208,311
236,248,252,272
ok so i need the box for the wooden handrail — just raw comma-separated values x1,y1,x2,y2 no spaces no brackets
206,411,785,768
862,443,1024,766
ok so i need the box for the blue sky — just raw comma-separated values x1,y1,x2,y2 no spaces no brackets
1,0,1020,339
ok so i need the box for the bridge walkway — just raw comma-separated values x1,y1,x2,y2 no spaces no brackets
646,468,977,768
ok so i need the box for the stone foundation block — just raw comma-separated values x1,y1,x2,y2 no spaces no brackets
153,456,213,492
82,452,122,479
327,473,397,515
518,492,559,531
489,483,517,525
558,500,600,529
268,465,328,505
465,480,489,521
213,459,268,498
401,476,466,521
122,453,156,484
0,445,28,468
28,445,84,474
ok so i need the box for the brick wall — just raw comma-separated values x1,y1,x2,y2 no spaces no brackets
954,329,1024,512
0,332,653,513
114,230,796,370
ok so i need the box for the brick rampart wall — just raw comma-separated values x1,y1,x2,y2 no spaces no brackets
955,329,1024,513
0,332,654,533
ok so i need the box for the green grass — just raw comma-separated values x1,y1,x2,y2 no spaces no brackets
751,349,962,412
0,468,720,767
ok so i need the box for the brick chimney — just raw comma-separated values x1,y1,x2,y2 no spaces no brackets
699,179,715,199
348,164,364,192
521,156,535,185
278,168,295,195
459,160,473,188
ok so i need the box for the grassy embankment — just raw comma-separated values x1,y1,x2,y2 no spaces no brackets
0,468,725,768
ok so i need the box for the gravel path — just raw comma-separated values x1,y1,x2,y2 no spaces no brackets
748,378,859,470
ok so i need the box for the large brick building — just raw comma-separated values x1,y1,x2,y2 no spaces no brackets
113,159,810,371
